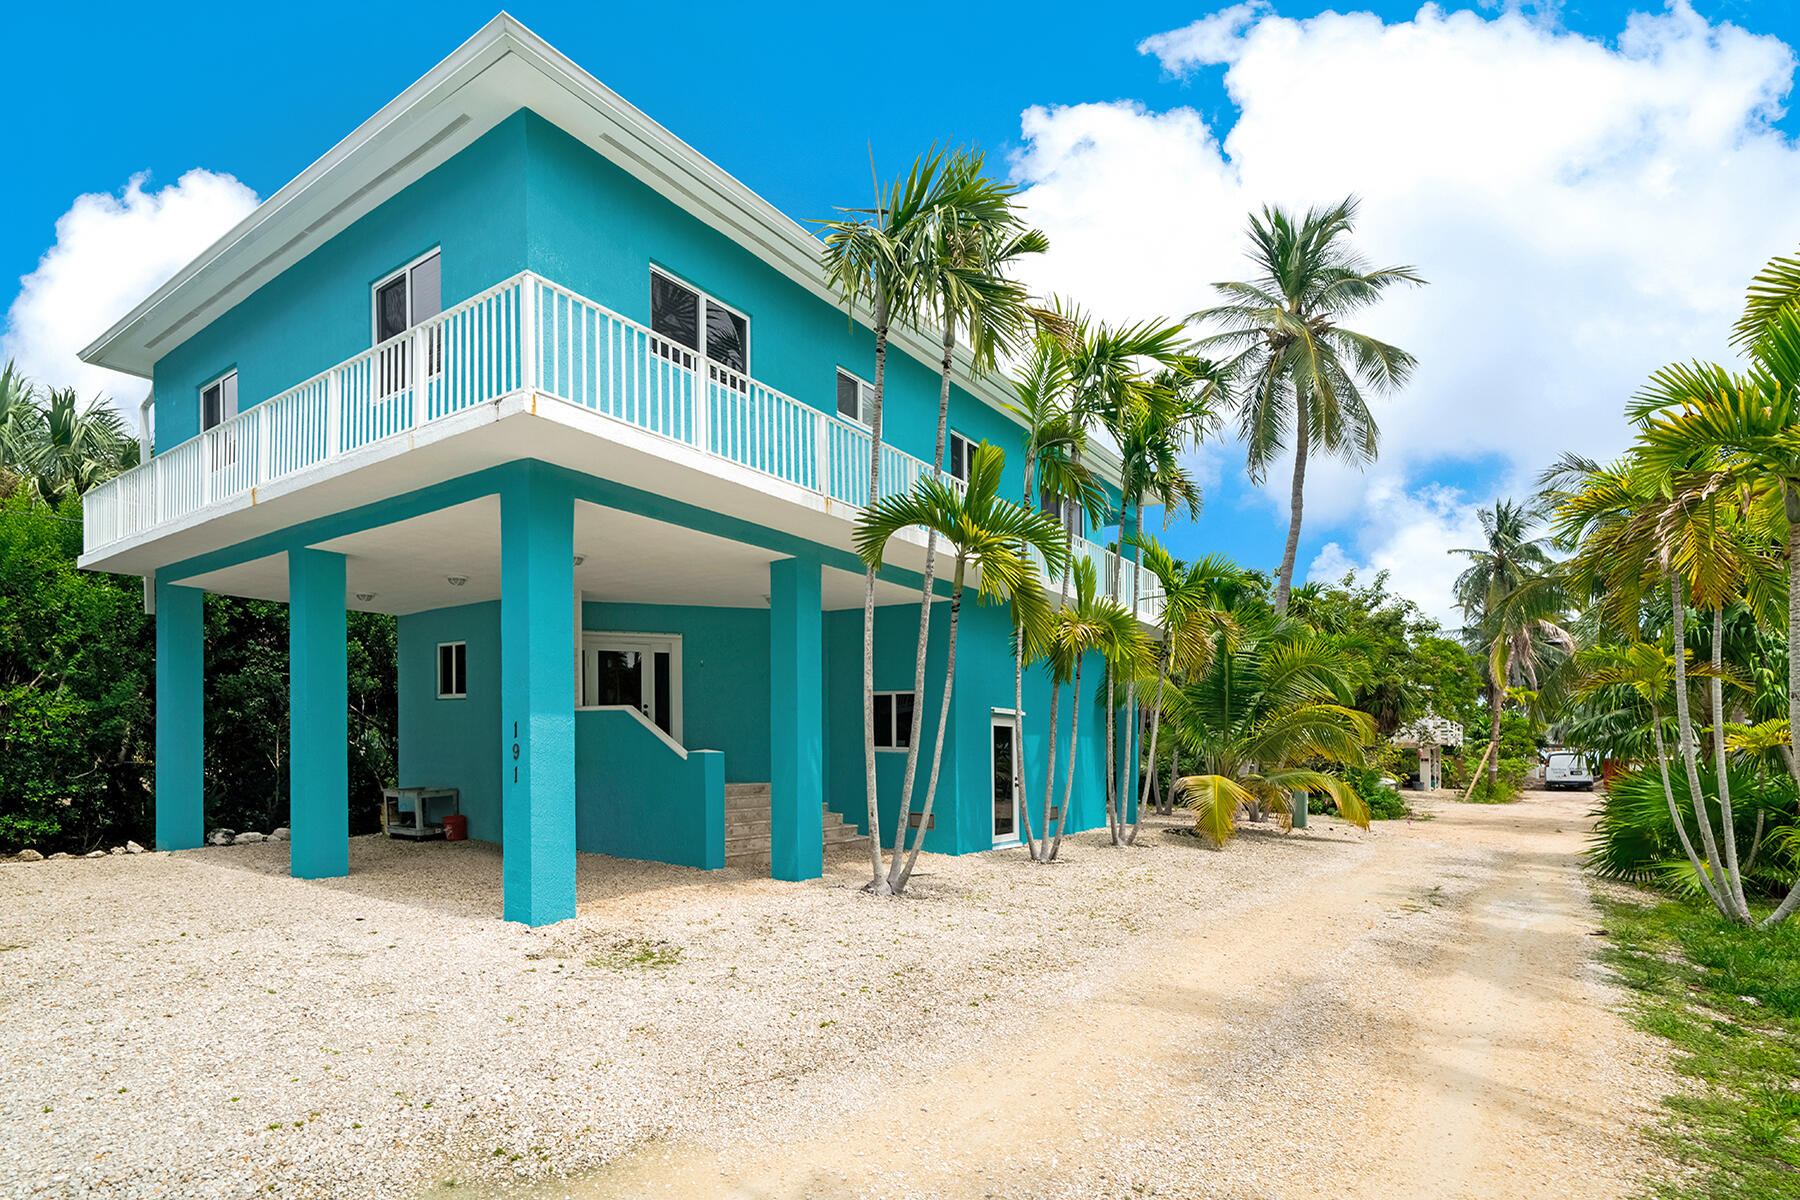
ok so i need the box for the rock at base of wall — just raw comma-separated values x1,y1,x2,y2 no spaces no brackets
234,832,265,845
84,850,106,859
49,852,72,860
268,828,290,842
207,830,236,846
16,849,43,862
109,847,126,855
125,841,145,854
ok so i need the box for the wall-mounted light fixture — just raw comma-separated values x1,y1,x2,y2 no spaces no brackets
447,575,468,587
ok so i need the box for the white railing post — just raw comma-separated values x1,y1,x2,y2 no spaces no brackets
256,402,271,488
519,274,537,396
326,368,342,457
814,411,830,495
201,432,213,506
410,329,426,431
694,361,711,452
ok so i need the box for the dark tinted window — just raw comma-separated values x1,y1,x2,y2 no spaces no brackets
837,371,864,422
376,275,409,342
873,693,893,748
438,643,466,697
650,273,699,351
949,434,972,481
894,693,915,748
706,305,748,371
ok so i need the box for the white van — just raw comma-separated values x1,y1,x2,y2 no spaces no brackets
1544,750,1596,790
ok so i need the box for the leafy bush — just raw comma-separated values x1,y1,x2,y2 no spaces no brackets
1588,762,1796,897
1465,755,1531,803
1309,765,1410,821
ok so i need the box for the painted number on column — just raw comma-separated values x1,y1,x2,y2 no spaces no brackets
512,721,519,784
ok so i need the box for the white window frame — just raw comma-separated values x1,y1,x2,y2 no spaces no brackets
436,641,467,700
947,431,976,482
873,690,916,752
649,267,749,374
371,247,442,347
199,368,238,434
836,367,875,427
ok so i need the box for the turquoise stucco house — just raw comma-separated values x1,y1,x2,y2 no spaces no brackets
77,15,1156,925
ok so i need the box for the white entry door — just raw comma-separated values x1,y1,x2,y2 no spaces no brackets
580,633,683,741
991,715,1021,846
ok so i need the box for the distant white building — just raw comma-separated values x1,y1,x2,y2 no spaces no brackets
1391,712,1464,790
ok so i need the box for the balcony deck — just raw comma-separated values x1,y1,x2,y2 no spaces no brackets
82,271,1160,620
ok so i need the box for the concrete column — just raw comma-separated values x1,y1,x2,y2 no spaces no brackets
154,580,205,851
768,555,824,881
289,548,349,879
501,468,577,924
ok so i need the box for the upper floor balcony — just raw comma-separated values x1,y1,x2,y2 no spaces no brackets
82,270,1162,622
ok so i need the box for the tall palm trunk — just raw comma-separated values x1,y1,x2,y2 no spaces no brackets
1648,692,1727,912
1710,606,1750,915
1049,656,1085,861
1164,746,1178,817
1038,674,1062,862
1273,398,1308,615
1670,577,1747,923
1015,446,1041,862
1762,489,1800,926
861,296,893,892
891,318,957,869
1104,659,1118,842
1120,507,1143,845
894,558,966,891
1131,644,1168,840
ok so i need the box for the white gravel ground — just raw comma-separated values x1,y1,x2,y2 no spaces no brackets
0,797,1673,1199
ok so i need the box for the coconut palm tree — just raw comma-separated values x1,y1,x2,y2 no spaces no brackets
1172,608,1374,846
891,151,1048,868
31,387,135,505
1450,499,1568,792
1190,198,1423,613
853,442,1067,893
1036,555,1144,863
0,361,44,494
1125,537,1240,839
819,150,958,891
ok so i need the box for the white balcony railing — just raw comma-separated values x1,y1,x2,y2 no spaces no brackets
84,270,1156,620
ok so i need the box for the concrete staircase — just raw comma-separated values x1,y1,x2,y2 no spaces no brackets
724,782,867,873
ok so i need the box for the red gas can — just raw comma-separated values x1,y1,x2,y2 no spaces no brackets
442,814,468,842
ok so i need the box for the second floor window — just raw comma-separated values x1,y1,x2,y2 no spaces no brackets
947,432,975,482
201,369,238,432
650,269,747,372
836,368,873,425
374,250,442,345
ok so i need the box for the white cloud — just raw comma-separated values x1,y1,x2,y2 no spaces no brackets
1306,476,1497,627
2,170,258,421
1011,1,1800,617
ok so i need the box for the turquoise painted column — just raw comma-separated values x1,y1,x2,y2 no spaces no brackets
768,555,824,881
501,468,576,924
289,548,349,879
154,580,205,851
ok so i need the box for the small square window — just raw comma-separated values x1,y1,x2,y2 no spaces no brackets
200,370,238,432
374,250,441,346
650,272,700,352
437,642,467,699
873,690,916,750
948,432,975,482
836,369,873,425
651,269,748,373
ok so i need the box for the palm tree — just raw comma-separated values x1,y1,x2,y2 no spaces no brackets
32,387,135,505
1107,367,1220,844
853,442,1067,894
0,361,44,494
1450,499,1566,792
1190,198,1423,613
891,151,1048,868
1172,608,1374,846
1127,537,1239,837
1036,555,1143,863
819,151,957,892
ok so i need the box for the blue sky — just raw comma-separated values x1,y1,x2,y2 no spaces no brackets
8,1,1800,622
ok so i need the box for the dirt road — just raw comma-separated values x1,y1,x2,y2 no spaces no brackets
458,791,1673,1199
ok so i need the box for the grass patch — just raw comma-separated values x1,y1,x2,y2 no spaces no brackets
1597,893,1800,1199
586,938,682,972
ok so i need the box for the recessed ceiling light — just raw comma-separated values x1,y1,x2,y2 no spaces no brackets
355,592,377,603
447,575,468,587
573,555,586,566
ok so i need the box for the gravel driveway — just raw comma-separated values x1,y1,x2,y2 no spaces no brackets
1,794,1672,1198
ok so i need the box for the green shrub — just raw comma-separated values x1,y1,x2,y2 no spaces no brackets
1465,755,1530,803
1309,765,1410,821
1588,763,1796,897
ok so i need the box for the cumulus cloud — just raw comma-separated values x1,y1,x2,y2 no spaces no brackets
2,170,258,420
1307,476,1498,626
1011,1,1800,618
